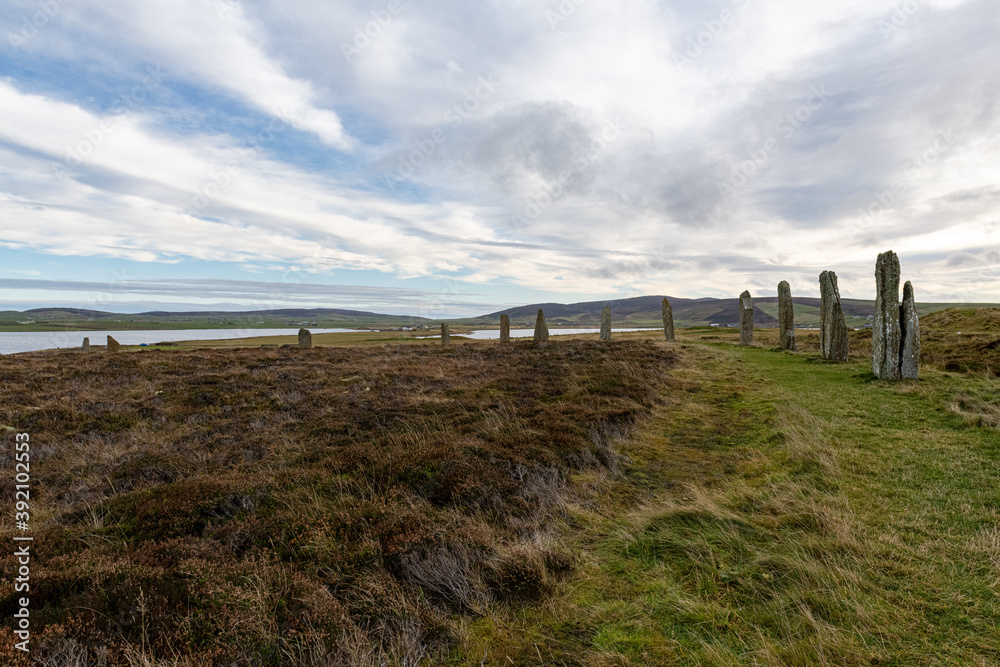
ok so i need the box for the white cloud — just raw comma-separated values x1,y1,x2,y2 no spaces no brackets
1,0,999,306
71,0,354,149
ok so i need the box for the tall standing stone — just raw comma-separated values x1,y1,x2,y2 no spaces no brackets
441,323,451,346
819,272,849,362
739,291,754,346
533,309,549,342
662,298,675,342
600,305,612,341
298,328,312,348
778,281,797,351
107,335,120,353
900,281,921,380
82,337,91,354
500,314,510,343
873,251,902,380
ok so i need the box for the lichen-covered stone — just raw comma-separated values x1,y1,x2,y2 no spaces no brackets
82,337,90,354
298,328,312,348
500,314,510,343
873,251,902,380
739,291,754,346
662,298,675,342
107,335,121,353
600,305,612,341
441,323,451,345
819,272,848,362
533,309,549,342
900,281,921,380
778,281,797,351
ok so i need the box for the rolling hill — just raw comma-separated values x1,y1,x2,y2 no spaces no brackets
472,296,999,328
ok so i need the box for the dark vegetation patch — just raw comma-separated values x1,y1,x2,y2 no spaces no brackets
921,308,1000,376
0,340,677,665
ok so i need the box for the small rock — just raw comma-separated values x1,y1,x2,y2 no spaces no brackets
500,314,511,343
107,335,121,353
298,328,312,348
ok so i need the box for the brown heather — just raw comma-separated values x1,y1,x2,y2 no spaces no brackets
0,340,678,666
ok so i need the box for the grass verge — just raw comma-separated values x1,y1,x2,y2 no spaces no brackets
459,342,1000,665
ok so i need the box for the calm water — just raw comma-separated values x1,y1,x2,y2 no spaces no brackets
422,328,662,340
0,329,364,355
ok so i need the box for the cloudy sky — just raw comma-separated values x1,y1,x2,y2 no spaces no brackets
0,0,997,316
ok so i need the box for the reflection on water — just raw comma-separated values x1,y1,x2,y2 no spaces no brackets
0,329,364,355
2,327,666,355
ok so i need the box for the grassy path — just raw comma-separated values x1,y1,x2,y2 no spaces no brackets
463,341,1000,666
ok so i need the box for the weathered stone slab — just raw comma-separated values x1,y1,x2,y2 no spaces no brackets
533,309,549,342
662,298,675,342
901,281,921,380
600,305,612,341
819,271,848,361
778,281,797,351
500,314,510,343
107,335,120,353
82,337,90,354
441,323,451,345
298,328,312,348
739,291,754,346
873,251,902,380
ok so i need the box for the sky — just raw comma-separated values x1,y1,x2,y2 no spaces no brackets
0,0,998,317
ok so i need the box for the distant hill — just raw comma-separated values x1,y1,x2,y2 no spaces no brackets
16,307,425,320
136,308,418,320
0,307,433,332
478,295,792,327
24,307,113,318
473,296,999,328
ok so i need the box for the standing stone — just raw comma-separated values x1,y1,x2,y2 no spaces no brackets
778,281,797,352
500,314,511,343
819,272,849,361
662,298,675,342
600,305,612,341
441,323,451,346
873,251,902,380
739,291,754,346
533,309,549,342
900,281,921,380
107,335,121,353
298,328,312,348
81,337,91,354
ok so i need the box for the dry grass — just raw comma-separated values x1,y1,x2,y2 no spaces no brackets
0,340,678,666
950,392,1000,429
920,308,1000,376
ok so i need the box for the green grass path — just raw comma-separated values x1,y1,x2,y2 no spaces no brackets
464,342,1000,666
